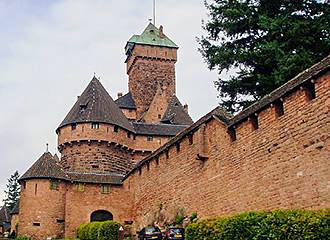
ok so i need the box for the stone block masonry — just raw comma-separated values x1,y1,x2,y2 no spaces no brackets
126,71,330,229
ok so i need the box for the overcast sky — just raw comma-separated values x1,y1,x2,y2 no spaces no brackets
0,0,223,202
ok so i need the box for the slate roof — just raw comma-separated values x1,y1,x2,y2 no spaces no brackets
133,122,188,136
126,23,178,49
10,201,19,215
20,152,69,181
115,92,136,109
20,152,125,185
58,77,134,132
66,172,124,185
161,95,194,125
0,206,11,225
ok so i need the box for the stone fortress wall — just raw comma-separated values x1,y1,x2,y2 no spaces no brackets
125,70,330,229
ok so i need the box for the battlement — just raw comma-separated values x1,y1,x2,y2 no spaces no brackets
123,56,330,229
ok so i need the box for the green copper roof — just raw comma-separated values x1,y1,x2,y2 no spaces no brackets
126,23,178,49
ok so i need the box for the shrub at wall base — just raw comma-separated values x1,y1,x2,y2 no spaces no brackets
77,220,120,240
185,209,330,240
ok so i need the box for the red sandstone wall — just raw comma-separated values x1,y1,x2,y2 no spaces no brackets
64,183,134,238
19,180,66,239
126,72,330,229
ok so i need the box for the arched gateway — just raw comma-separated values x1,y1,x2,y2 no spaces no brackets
90,210,113,222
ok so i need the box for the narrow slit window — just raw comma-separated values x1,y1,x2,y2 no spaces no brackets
127,132,131,138
114,126,119,133
274,100,284,118
139,168,142,175
188,134,194,145
304,81,316,101
176,143,181,153
250,115,259,131
228,127,237,142
155,157,159,165
35,184,38,195
147,162,150,171
165,150,169,159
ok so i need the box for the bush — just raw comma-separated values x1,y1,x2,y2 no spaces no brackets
88,222,102,240
185,209,330,240
98,221,120,240
77,221,120,240
16,236,31,240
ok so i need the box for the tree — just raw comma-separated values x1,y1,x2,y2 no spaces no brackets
199,0,330,113
3,171,20,211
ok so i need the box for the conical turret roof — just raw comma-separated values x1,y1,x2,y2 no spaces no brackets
58,77,134,132
20,152,68,181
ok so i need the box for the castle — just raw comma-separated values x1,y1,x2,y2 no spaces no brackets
15,23,330,240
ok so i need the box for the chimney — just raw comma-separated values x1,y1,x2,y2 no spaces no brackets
183,104,188,113
117,92,123,98
159,25,165,38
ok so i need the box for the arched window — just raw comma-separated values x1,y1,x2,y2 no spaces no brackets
90,210,113,222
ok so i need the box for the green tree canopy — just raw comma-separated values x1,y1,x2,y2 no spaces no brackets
3,171,20,211
199,0,330,113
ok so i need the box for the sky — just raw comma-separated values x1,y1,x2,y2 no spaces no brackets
0,0,222,202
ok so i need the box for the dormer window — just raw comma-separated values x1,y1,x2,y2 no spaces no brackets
91,123,99,129
79,104,87,113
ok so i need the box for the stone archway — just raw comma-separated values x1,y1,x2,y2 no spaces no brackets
90,210,113,222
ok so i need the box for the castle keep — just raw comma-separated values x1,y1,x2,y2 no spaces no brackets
16,23,330,239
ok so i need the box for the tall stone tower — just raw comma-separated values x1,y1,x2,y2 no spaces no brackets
125,23,178,118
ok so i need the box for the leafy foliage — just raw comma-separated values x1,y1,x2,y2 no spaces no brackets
199,0,330,113
77,221,120,240
15,236,31,240
3,171,20,211
185,209,330,240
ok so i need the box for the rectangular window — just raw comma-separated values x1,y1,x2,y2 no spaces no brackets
91,122,100,129
127,132,131,138
101,185,110,194
304,81,316,101
56,219,65,224
274,100,284,118
114,126,119,132
33,222,40,227
147,136,153,142
133,134,136,140
158,114,161,119
76,183,85,192
228,127,237,142
35,184,38,195
71,123,77,130
165,150,169,159
50,180,59,191
147,162,150,171
250,115,259,131
155,157,159,165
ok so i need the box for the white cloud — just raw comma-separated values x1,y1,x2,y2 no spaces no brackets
0,0,221,201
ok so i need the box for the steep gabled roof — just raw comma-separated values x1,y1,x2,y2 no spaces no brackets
161,95,194,125
126,23,178,49
20,152,68,181
58,77,134,132
115,92,136,109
